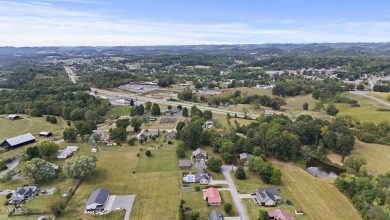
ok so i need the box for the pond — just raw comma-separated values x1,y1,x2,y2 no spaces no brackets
306,157,345,178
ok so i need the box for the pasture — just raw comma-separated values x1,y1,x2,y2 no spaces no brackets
351,140,390,175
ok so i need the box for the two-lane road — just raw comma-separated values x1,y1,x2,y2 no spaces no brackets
221,165,249,220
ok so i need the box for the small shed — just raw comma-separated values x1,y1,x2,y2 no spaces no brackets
39,132,53,138
7,114,21,120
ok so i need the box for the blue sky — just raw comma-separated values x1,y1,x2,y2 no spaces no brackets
1,0,390,46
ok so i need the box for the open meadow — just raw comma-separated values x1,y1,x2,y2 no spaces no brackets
350,139,390,175
233,163,361,220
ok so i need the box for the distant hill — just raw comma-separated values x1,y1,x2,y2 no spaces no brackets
1,43,390,57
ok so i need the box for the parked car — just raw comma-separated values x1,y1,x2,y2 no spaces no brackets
286,199,293,205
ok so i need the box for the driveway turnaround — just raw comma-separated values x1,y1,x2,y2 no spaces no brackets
106,195,135,220
221,166,249,220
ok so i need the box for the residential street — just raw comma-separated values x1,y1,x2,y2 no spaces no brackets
221,165,249,220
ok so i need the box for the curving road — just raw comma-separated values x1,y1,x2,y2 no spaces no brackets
93,88,260,118
221,165,249,220
349,91,390,107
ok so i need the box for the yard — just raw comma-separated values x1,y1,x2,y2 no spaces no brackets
181,189,237,219
61,145,181,220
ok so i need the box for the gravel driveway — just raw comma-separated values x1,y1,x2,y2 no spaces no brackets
221,166,249,220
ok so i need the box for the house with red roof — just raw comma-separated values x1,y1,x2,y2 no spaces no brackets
268,209,295,220
203,187,221,205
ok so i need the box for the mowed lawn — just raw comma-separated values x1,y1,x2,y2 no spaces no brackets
351,139,390,175
136,148,180,173
235,165,360,220
278,163,360,220
61,146,181,220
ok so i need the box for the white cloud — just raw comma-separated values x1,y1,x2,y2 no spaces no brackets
31,2,53,6
0,1,390,46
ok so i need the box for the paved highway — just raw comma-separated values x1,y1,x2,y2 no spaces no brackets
92,88,260,118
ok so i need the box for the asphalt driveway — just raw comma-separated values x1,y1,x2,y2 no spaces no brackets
221,165,249,220
106,195,135,220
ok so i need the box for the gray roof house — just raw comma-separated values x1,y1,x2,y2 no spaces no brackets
160,118,177,124
256,188,282,207
10,186,37,202
208,209,224,220
196,168,212,185
85,188,110,212
0,133,36,148
135,129,159,140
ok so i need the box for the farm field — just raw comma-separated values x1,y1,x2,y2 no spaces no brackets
0,115,67,141
351,139,390,175
234,164,361,220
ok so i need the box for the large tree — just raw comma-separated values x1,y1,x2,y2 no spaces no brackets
151,103,161,116
63,127,78,142
178,122,203,149
63,155,97,179
38,141,59,159
23,158,56,183
109,127,127,141
206,157,222,172
116,118,131,129
131,116,143,132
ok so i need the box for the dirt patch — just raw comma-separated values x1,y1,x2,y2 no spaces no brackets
327,152,343,166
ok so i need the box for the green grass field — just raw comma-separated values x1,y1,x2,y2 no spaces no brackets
366,92,389,102
234,164,361,220
335,93,390,123
351,140,390,175
136,148,180,173
61,146,181,220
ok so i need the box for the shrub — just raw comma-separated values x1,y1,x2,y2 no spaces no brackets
145,150,151,157
194,186,200,191
224,203,232,214
6,193,12,199
128,138,135,146
168,141,173,145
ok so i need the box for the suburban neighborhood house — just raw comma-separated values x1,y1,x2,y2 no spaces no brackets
164,131,176,139
134,129,159,140
256,188,282,206
268,209,296,220
239,153,252,166
85,188,110,212
9,186,37,203
192,148,208,162
57,146,78,159
179,159,192,169
0,133,36,148
182,168,212,184
160,117,177,124
203,187,221,206
208,209,224,220
196,168,212,184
